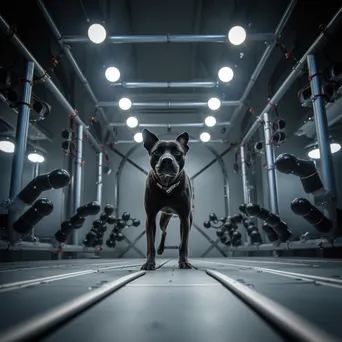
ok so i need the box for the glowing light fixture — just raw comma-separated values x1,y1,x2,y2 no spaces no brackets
308,143,341,159
218,67,234,83
200,132,211,143
208,97,221,111
228,26,246,46
134,132,143,143
28,152,45,163
205,116,216,127
126,116,138,128
88,23,107,44
105,67,120,82
0,139,15,153
119,97,132,110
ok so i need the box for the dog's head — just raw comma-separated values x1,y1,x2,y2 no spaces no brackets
142,129,189,185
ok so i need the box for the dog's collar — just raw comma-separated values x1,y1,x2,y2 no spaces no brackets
156,181,180,194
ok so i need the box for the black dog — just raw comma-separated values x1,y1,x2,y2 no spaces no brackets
141,129,193,270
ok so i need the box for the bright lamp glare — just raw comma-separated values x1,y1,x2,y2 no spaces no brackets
0,140,15,153
105,67,120,82
308,143,341,159
126,116,138,128
200,132,211,143
119,97,132,110
134,132,143,143
205,116,216,127
228,26,246,46
218,67,234,83
88,24,107,44
28,153,45,163
208,97,221,111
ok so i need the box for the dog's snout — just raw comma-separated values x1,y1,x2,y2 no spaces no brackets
161,157,173,167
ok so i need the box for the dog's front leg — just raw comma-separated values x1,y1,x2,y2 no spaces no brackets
141,214,157,270
178,215,192,269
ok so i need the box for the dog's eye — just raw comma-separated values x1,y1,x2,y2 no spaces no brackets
153,150,162,156
173,150,182,156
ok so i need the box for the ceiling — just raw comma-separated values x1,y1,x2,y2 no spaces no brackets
1,0,342,144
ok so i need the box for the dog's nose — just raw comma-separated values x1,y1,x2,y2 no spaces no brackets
161,157,173,168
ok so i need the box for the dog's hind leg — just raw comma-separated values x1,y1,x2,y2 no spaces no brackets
157,212,172,255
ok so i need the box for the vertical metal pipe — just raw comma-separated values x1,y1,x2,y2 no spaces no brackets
263,112,279,214
8,61,34,243
72,124,83,245
307,55,338,229
31,162,40,237
32,162,40,178
240,145,250,204
96,152,103,208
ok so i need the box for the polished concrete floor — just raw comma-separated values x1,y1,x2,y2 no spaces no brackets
0,257,341,341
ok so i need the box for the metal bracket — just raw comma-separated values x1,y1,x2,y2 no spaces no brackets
0,198,12,209
313,190,336,205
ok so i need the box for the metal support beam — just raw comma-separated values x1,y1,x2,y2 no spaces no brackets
72,124,83,245
239,6,342,148
307,55,338,231
240,144,251,204
229,0,298,126
112,148,148,176
98,101,241,108
37,0,115,142
109,82,217,88
0,15,102,153
8,61,34,244
263,112,279,214
31,162,41,238
191,145,234,180
109,121,230,128
62,33,275,44
118,231,146,258
96,152,103,207
116,139,227,144
193,222,228,257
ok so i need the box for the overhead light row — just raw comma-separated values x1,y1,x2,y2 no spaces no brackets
105,66,234,85
88,24,247,46
132,132,211,144
125,115,217,129
115,96,224,111
0,139,45,162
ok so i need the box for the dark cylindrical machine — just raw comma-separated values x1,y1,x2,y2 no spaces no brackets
13,198,53,235
16,169,70,206
246,203,292,242
242,218,262,244
291,197,333,233
55,201,101,243
262,223,279,242
275,153,324,195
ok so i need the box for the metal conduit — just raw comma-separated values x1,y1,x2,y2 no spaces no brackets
228,0,298,126
108,122,231,128
240,6,342,148
98,101,241,108
115,139,227,144
0,15,102,153
109,82,218,88
37,0,115,141
63,33,275,44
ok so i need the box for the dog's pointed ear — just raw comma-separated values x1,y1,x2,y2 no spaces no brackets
176,132,190,153
142,129,159,153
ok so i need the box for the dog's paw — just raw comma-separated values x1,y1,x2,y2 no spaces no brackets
178,261,192,269
141,262,156,270
157,245,164,255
